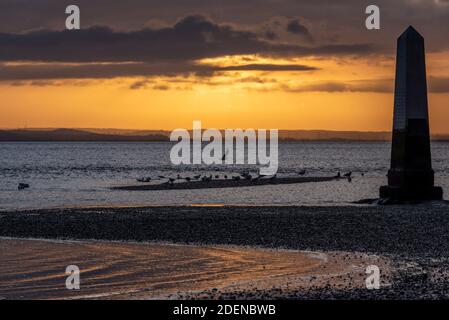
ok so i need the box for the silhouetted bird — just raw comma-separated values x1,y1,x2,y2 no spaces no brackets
298,169,306,175
18,183,30,190
241,172,251,179
202,176,212,182
222,149,229,161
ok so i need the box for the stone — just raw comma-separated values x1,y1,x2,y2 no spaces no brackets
380,26,443,200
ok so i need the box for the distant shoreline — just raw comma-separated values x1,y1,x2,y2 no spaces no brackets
2,128,449,142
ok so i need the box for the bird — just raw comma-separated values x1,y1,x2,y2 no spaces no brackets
202,176,212,182
222,149,229,161
215,175,220,179
169,178,176,183
185,177,191,182
298,169,306,176
18,183,30,190
241,172,251,179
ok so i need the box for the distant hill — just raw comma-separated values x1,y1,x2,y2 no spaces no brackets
0,128,448,142
0,129,168,142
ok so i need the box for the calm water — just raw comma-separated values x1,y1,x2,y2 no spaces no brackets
1,142,448,210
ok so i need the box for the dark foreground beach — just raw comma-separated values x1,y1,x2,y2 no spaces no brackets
2,204,449,299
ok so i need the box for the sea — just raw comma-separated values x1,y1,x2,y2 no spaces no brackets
1,141,449,210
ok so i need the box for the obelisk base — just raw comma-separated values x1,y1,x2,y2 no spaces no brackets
379,185,443,200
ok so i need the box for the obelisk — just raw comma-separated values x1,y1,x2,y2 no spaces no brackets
380,26,442,200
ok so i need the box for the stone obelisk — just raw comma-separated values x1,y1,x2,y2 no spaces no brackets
380,26,442,200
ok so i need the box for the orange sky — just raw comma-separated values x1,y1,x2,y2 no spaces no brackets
2,52,449,133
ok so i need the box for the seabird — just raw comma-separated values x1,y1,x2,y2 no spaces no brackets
18,183,30,190
222,149,229,161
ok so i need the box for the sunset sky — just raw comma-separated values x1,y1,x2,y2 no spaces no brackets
1,0,449,132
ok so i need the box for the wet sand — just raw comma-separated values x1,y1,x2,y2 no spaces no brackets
0,238,388,300
2,204,449,299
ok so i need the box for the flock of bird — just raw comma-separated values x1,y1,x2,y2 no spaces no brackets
16,169,357,190
136,170,357,186
136,171,276,185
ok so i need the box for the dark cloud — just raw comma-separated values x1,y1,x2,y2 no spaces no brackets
282,79,393,93
0,61,318,82
129,79,152,90
218,64,317,72
2,0,449,53
264,30,278,40
0,14,375,81
286,19,313,42
280,77,449,93
428,76,449,93
0,15,375,65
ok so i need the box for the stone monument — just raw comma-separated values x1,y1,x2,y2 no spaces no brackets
380,26,443,200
